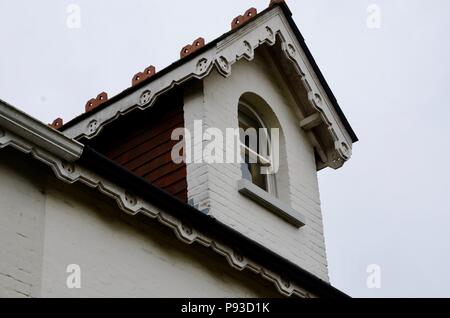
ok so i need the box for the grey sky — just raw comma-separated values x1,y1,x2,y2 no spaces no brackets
1,0,449,298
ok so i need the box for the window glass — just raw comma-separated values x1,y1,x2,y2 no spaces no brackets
238,105,270,192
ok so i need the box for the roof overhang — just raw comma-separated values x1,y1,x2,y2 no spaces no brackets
0,99,83,162
61,2,357,170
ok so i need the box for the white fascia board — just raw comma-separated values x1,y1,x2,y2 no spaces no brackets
0,99,83,162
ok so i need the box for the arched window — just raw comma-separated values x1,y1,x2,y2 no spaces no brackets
239,101,277,197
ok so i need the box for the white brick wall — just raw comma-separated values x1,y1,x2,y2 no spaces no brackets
40,180,278,298
0,149,46,298
0,148,279,297
184,48,330,281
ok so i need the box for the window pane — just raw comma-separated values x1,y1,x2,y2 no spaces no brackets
249,163,267,191
239,111,261,153
240,162,267,191
238,105,270,192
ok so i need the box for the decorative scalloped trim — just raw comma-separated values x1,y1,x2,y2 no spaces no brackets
63,6,352,167
0,128,315,298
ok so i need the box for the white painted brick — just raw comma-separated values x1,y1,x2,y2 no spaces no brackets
38,180,279,297
0,149,46,298
184,50,330,282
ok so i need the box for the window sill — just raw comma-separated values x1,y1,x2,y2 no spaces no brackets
237,179,306,228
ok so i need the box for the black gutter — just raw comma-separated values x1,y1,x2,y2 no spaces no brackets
79,145,350,299
61,3,358,143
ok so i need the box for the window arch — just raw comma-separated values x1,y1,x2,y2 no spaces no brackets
236,93,301,226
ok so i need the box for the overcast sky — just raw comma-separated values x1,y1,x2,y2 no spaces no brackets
1,0,449,298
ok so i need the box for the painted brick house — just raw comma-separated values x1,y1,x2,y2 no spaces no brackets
0,1,357,298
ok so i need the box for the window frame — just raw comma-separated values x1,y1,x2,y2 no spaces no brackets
238,101,278,197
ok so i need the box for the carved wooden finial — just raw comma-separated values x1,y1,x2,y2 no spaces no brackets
132,65,156,86
85,92,108,113
49,118,63,129
180,37,205,59
231,8,257,30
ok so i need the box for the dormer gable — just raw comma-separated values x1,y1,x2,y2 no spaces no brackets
60,1,357,171
55,1,357,282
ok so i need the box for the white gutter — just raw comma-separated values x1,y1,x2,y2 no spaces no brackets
0,99,84,162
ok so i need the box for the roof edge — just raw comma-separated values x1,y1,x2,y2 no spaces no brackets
60,2,357,144
277,3,358,143
0,99,84,161
79,145,350,299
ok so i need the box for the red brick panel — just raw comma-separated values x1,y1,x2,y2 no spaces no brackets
93,92,187,202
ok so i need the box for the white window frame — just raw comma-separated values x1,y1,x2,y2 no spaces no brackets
238,101,278,197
